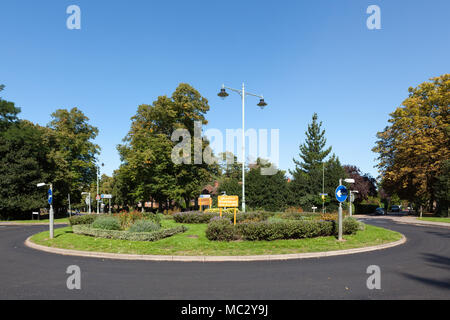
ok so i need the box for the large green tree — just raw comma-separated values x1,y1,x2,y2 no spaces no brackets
47,108,100,207
290,113,344,209
373,74,450,212
0,86,52,218
117,83,216,210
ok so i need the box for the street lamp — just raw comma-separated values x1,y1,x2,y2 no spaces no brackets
218,83,268,213
37,182,54,239
81,192,91,214
96,162,104,214
349,190,359,217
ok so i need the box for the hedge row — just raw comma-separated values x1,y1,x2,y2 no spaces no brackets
72,224,187,242
205,217,362,241
173,211,273,224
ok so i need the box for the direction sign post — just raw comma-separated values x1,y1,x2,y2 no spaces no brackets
335,182,348,241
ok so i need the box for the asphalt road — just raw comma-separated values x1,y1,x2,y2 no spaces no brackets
0,220,448,300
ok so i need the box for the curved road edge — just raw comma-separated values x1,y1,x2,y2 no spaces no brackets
24,233,407,262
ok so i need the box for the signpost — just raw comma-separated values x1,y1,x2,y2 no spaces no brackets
218,195,239,225
198,197,212,211
335,184,348,241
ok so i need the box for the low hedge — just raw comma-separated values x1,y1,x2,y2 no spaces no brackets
206,217,362,241
72,224,187,242
173,211,272,224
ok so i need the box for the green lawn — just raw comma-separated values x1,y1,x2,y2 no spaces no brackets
418,217,450,224
30,219,403,256
1,217,69,224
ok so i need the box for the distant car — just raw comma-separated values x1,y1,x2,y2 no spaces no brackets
391,205,401,212
374,207,386,215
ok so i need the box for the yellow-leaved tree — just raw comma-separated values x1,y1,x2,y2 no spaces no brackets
373,74,450,212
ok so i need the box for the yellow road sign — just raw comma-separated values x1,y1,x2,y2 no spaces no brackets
218,196,239,208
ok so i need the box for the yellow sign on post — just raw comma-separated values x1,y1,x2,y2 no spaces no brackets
218,196,239,208
198,197,212,211
218,196,239,225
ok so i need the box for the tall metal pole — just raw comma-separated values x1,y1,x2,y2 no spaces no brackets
88,193,91,214
68,194,71,218
49,183,54,239
349,191,353,217
322,162,325,213
338,178,343,241
242,83,246,213
97,166,99,214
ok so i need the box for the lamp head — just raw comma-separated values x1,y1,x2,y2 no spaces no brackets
37,183,46,188
218,88,229,99
257,98,267,108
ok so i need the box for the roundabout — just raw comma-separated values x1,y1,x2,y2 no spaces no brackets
0,219,448,299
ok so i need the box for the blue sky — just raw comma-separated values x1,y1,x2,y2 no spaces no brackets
1,0,449,179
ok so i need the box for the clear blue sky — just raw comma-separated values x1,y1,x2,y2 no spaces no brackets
1,0,449,179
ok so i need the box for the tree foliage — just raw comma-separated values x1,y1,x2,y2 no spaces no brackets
373,74,450,211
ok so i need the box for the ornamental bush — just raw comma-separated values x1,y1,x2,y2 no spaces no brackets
205,218,363,241
69,214,101,226
72,225,187,241
173,211,218,224
128,220,161,233
92,216,121,231
205,218,239,241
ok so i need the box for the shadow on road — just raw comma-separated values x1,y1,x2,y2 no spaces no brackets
401,273,450,291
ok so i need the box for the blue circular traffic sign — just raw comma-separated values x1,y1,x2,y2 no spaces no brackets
335,185,348,203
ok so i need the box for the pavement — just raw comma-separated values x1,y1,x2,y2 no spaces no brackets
0,219,449,299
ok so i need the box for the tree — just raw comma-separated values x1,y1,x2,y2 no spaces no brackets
117,83,216,210
343,165,377,204
47,108,100,208
0,87,53,218
373,74,450,212
290,113,335,208
246,159,291,212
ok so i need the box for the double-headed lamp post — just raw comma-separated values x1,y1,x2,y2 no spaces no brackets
218,83,268,213
349,190,359,217
338,178,355,241
37,182,54,239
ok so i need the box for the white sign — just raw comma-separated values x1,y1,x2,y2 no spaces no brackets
101,194,113,199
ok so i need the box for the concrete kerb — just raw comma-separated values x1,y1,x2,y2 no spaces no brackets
24,234,407,262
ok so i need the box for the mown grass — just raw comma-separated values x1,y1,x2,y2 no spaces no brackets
29,219,403,256
418,217,450,224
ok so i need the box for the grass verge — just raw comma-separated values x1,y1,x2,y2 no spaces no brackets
29,219,403,256
418,217,450,224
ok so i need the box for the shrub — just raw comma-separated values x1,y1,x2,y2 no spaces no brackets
205,218,239,241
115,210,144,229
142,212,161,224
69,214,100,226
128,220,161,233
342,217,360,235
72,225,187,241
278,212,320,221
238,220,335,241
92,216,121,231
205,218,363,242
173,211,218,224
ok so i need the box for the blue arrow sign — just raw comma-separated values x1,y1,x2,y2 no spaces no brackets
47,189,53,205
335,185,348,203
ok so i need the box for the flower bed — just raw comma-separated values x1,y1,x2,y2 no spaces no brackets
72,224,187,242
